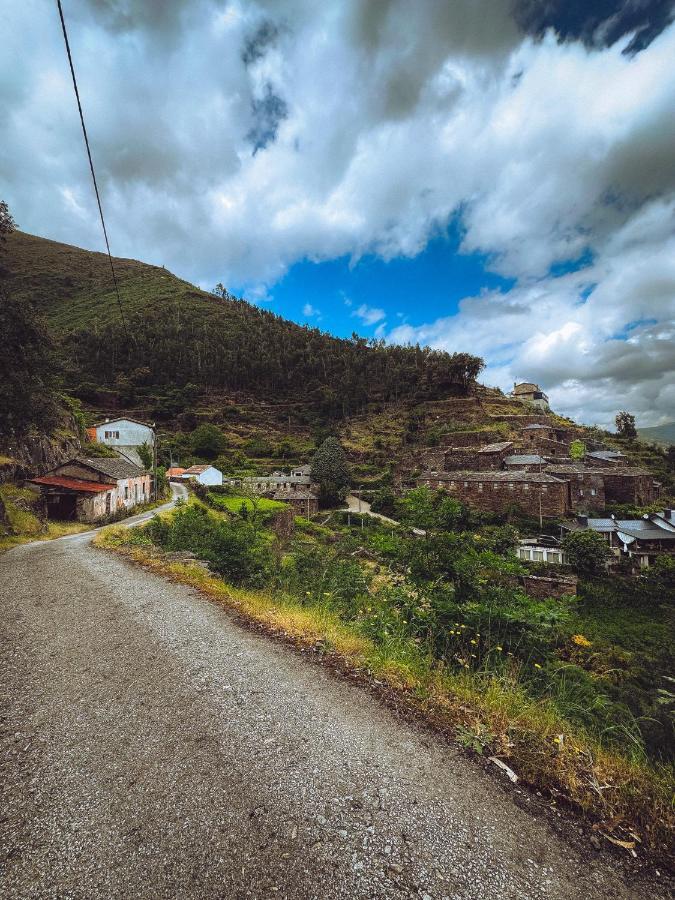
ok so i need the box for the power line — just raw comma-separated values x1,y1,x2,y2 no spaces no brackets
56,0,129,339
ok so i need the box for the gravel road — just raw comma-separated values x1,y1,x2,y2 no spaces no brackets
0,516,666,898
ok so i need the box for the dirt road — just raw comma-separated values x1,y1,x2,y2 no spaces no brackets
0,513,664,898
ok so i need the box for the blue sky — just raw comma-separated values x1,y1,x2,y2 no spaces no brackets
2,0,674,427
258,225,514,340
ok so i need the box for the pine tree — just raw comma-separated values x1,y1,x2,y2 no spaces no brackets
311,437,350,507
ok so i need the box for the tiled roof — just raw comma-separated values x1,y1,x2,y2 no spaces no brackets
30,475,115,493
74,456,146,479
184,464,213,474
166,467,186,476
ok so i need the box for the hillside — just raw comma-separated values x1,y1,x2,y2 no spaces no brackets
638,422,675,448
1,231,482,420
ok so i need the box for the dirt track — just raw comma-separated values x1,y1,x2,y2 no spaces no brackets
0,524,666,898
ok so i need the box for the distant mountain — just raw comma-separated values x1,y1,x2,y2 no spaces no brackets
637,423,675,447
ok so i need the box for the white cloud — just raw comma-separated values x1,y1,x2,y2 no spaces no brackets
302,302,319,317
352,304,386,327
2,0,674,426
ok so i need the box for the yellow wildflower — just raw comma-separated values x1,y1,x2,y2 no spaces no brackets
495,646,503,651
571,634,592,648
470,639,477,645
534,663,542,669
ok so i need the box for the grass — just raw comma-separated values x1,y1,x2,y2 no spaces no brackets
0,484,92,551
95,520,674,861
209,494,289,515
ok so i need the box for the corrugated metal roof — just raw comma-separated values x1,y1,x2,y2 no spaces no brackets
30,476,115,493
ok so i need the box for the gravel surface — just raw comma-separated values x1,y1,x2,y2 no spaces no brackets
0,522,666,899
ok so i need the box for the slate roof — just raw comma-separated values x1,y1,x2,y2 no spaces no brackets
272,488,318,501
522,423,553,431
569,517,675,541
504,454,546,465
73,456,146,479
587,450,624,460
478,442,514,453
424,471,565,484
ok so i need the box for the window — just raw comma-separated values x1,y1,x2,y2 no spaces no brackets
508,483,514,490
523,483,529,491
542,485,548,492
449,481,455,488
464,481,468,488
591,488,596,496
124,485,129,500
478,483,483,491
493,483,498,490
579,490,584,497
532,550,544,561
548,552,561,563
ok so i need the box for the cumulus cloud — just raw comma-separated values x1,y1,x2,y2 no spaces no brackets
1,0,674,426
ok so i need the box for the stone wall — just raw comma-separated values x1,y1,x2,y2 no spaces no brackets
420,475,568,517
440,430,501,447
602,471,656,505
546,467,606,512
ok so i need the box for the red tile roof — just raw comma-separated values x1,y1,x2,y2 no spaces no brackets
30,476,116,493
166,467,186,476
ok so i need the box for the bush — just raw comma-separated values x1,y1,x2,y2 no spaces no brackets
562,530,612,576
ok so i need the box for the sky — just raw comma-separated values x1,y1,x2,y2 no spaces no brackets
2,1,674,429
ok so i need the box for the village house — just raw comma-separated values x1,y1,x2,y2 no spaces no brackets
271,487,319,517
291,464,312,477
563,512,675,568
590,467,658,505
425,441,515,473
29,457,151,523
182,464,223,486
238,472,317,495
87,417,154,467
503,453,547,471
508,382,550,410
544,464,606,513
166,466,186,480
418,470,569,517
585,450,628,467
516,536,568,565
519,423,570,456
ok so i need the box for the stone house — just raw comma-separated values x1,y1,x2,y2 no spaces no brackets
508,382,550,410
544,464,606,513
271,488,319,517
29,457,150,522
585,450,628,467
418,471,568,517
475,442,516,470
503,454,547,472
519,424,570,456
426,442,514,473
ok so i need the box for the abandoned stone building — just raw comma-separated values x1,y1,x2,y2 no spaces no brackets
29,457,150,523
544,464,606,512
271,488,319,516
419,471,569,517
519,424,570,456
503,454,547,472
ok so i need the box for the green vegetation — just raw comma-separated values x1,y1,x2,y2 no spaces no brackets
311,437,350,506
3,231,483,423
562,530,612,576
615,411,637,439
0,484,90,551
97,490,674,855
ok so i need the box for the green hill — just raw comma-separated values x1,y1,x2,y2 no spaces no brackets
1,231,483,419
638,423,675,447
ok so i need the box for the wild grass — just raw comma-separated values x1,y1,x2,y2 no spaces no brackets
95,522,674,860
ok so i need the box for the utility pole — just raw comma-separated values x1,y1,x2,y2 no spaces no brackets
152,423,158,500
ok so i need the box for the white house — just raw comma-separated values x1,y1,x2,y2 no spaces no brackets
89,417,154,467
182,464,223,486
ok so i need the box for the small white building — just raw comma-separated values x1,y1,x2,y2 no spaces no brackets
89,417,154,467
182,464,223,486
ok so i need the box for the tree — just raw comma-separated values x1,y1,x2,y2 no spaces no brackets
311,437,350,506
615,411,637,439
190,424,227,460
562,530,612,576
569,439,586,459
138,442,153,469
0,200,16,244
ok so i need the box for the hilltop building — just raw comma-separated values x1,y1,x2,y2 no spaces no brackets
509,382,550,411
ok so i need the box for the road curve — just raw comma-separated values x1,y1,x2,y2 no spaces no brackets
0,511,664,898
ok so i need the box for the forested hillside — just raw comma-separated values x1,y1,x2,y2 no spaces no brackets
2,232,483,420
